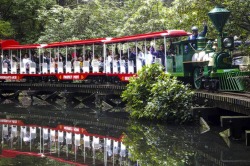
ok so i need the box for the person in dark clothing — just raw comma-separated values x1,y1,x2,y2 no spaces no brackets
150,44,165,67
186,21,208,52
128,47,136,66
128,47,136,62
188,21,208,40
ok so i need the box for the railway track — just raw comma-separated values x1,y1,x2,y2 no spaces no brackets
0,82,126,95
196,90,250,101
221,91,250,100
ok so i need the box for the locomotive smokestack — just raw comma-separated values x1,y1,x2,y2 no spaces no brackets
208,6,230,36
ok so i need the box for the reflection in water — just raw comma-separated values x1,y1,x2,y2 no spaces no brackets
124,120,201,166
0,104,250,166
0,104,130,166
124,120,250,166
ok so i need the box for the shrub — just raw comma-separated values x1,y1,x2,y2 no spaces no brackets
121,64,194,124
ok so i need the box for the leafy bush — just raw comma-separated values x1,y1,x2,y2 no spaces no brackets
121,64,194,124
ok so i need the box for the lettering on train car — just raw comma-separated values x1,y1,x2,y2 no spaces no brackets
124,76,131,81
63,75,72,79
0,76,17,80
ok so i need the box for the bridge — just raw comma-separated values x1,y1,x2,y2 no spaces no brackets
194,90,250,115
0,82,249,114
0,82,126,110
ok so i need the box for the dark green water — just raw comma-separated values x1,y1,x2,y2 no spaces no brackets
0,104,250,166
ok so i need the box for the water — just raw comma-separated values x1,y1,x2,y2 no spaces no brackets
0,103,250,166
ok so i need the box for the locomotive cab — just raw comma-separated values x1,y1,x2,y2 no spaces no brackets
167,38,215,77
166,39,196,76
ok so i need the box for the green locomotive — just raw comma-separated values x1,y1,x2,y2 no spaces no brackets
166,6,249,91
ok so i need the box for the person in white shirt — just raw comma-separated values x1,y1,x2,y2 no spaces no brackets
145,45,153,66
138,47,145,66
22,53,32,69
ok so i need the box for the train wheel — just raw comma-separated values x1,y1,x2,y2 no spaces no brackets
193,67,203,89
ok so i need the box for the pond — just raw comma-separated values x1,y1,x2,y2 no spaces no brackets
0,104,249,166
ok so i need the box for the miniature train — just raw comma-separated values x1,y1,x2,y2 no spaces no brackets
0,6,249,91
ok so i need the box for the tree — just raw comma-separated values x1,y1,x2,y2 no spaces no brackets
35,0,250,44
118,0,169,36
37,0,125,43
0,20,14,38
121,64,194,124
167,0,250,39
0,0,55,43
222,0,250,37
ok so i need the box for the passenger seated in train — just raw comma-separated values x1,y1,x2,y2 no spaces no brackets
78,56,83,72
99,56,104,72
58,53,65,63
150,44,165,67
22,53,32,73
31,52,40,73
106,49,113,72
113,55,120,73
66,53,72,62
12,54,20,62
129,46,136,64
144,45,154,65
107,49,113,63
91,55,100,73
2,55,11,72
87,50,93,61
91,55,99,64
138,47,145,66
71,51,77,60
121,55,128,73
51,57,57,73
53,53,65,72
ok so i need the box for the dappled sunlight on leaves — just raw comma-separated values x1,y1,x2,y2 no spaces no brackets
122,64,194,124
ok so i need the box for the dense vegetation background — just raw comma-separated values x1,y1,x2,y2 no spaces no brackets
0,0,249,44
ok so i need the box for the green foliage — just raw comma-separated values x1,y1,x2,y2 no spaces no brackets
118,0,169,36
221,0,250,37
35,0,250,45
168,0,250,39
0,20,14,38
37,0,125,43
121,64,194,124
0,0,55,43
123,119,196,166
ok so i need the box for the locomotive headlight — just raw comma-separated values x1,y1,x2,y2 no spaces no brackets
223,38,232,47
222,37,234,49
